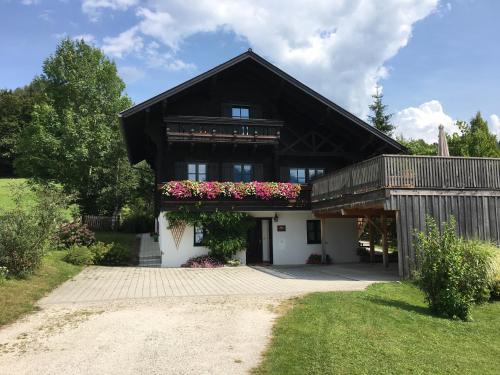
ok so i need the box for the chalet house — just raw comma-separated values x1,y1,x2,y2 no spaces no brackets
120,50,500,277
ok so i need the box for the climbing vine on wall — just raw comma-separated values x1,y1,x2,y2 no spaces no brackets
164,208,254,261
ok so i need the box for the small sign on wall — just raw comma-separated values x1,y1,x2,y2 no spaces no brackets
277,225,286,232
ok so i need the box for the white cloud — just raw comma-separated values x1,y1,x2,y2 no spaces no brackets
143,41,196,71
20,0,40,5
101,27,143,58
118,66,145,83
394,100,458,143
38,9,52,22
489,114,500,137
73,33,95,43
97,0,438,116
82,0,138,21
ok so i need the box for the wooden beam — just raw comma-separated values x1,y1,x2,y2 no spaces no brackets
369,219,375,263
381,212,389,268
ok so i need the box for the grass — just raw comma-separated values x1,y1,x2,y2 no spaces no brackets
0,251,82,327
254,282,500,375
0,178,29,210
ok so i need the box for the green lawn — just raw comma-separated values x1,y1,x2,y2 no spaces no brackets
0,251,82,327
0,178,29,210
254,283,500,375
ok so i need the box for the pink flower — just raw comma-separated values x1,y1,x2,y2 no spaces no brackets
162,181,301,200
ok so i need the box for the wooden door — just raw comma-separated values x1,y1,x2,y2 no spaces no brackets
246,218,263,264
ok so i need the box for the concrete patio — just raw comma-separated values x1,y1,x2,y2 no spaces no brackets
41,263,399,305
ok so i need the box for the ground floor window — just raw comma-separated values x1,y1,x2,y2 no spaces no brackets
306,220,321,244
193,225,205,246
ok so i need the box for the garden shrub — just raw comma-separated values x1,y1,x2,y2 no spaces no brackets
120,198,154,233
226,259,240,267
181,255,223,268
56,220,95,248
0,184,69,277
64,245,94,266
0,266,8,284
490,248,500,300
414,216,495,321
99,244,131,266
89,242,113,264
165,208,253,261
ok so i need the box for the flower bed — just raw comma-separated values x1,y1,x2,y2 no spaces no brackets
162,181,301,200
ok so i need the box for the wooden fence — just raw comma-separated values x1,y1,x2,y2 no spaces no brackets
82,215,120,231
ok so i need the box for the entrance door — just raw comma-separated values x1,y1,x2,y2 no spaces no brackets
246,218,273,264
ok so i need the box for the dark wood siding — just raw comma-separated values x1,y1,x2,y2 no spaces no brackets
386,192,500,278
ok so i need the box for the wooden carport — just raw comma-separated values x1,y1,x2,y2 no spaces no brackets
312,155,500,278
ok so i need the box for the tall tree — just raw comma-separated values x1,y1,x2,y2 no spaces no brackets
396,136,437,156
448,112,500,157
0,82,45,176
15,39,135,214
368,85,395,136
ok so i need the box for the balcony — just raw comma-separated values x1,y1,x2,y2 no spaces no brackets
311,154,500,203
164,116,282,145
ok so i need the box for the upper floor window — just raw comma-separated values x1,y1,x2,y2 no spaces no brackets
289,168,325,183
308,168,325,180
289,168,306,184
231,106,250,119
187,163,207,181
233,164,253,182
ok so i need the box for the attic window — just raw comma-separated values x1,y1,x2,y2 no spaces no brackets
231,106,250,119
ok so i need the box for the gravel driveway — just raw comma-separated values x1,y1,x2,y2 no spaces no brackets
0,264,397,375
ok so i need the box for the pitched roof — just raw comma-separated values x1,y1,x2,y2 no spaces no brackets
120,49,406,159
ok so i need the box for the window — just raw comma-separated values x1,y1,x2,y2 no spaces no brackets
187,163,207,181
231,106,250,119
233,164,253,182
194,225,205,246
289,168,325,183
308,168,325,180
289,168,306,184
307,220,321,244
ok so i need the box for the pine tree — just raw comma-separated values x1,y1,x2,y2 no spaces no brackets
368,85,395,136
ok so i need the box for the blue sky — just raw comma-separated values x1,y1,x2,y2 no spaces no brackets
1,0,498,142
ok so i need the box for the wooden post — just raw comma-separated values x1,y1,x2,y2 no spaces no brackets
321,217,327,264
381,213,389,268
368,218,375,263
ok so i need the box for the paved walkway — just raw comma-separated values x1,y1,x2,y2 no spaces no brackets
1,264,398,375
41,263,398,305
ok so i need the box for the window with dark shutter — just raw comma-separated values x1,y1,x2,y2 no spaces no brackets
306,220,321,244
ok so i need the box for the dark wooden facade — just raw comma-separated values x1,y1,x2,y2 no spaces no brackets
311,155,500,277
120,50,405,213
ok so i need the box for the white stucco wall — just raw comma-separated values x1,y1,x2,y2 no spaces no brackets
158,213,245,267
158,211,359,267
323,218,359,263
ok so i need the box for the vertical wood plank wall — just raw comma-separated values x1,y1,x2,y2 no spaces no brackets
387,193,500,278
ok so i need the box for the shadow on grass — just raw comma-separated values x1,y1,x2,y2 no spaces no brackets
366,296,436,317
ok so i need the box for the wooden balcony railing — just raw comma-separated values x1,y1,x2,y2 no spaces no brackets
312,154,500,202
164,116,282,145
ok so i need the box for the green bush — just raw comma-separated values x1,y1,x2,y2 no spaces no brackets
0,184,70,277
120,198,154,233
64,245,94,266
89,242,113,264
415,217,495,321
56,220,95,248
99,244,130,266
491,249,500,300
0,266,8,284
